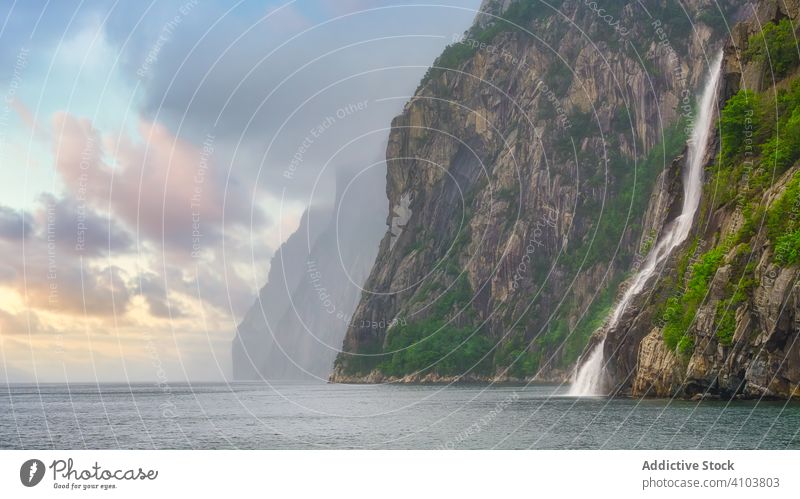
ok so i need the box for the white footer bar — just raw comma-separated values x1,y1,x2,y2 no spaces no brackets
1,450,796,497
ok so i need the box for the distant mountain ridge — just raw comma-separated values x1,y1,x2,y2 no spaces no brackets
232,166,385,380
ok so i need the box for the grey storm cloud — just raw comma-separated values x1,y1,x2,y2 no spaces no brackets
133,1,483,204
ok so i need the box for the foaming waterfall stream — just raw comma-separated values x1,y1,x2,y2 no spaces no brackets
568,52,723,397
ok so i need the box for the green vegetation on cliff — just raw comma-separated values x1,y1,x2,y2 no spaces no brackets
660,17,800,353
418,0,722,91
354,274,494,378
380,323,493,377
715,70,800,264
556,118,687,279
768,171,800,265
494,120,687,378
663,244,727,352
419,1,564,89
746,18,800,77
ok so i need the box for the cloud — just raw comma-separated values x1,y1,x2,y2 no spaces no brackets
0,0,484,382
0,308,40,335
34,193,135,257
51,111,267,256
21,263,131,317
0,199,135,317
136,272,185,319
133,0,484,205
0,205,31,241
9,98,45,139
0,109,278,327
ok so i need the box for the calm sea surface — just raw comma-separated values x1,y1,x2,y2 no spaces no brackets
2,382,799,449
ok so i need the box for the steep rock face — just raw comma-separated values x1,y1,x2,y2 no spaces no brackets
232,207,326,380
332,0,736,382
604,0,800,399
232,168,385,380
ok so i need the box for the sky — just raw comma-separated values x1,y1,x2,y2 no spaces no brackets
0,0,482,382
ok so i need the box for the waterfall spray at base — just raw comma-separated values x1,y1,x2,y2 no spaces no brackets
568,52,723,396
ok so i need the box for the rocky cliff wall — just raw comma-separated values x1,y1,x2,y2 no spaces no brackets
332,0,738,383
601,0,800,400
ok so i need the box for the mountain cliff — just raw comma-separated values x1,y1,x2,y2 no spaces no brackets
232,205,326,379
232,167,385,380
598,0,800,400
331,0,741,383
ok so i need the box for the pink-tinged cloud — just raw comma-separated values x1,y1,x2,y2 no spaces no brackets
52,111,260,255
10,98,45,139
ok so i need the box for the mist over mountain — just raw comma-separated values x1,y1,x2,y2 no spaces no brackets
233,164,386,380
234,0,800,401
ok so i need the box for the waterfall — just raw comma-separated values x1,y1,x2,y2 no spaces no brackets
570,338,607,396
568,52,723,397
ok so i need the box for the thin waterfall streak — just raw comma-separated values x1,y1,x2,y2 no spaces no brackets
568,52,723,397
